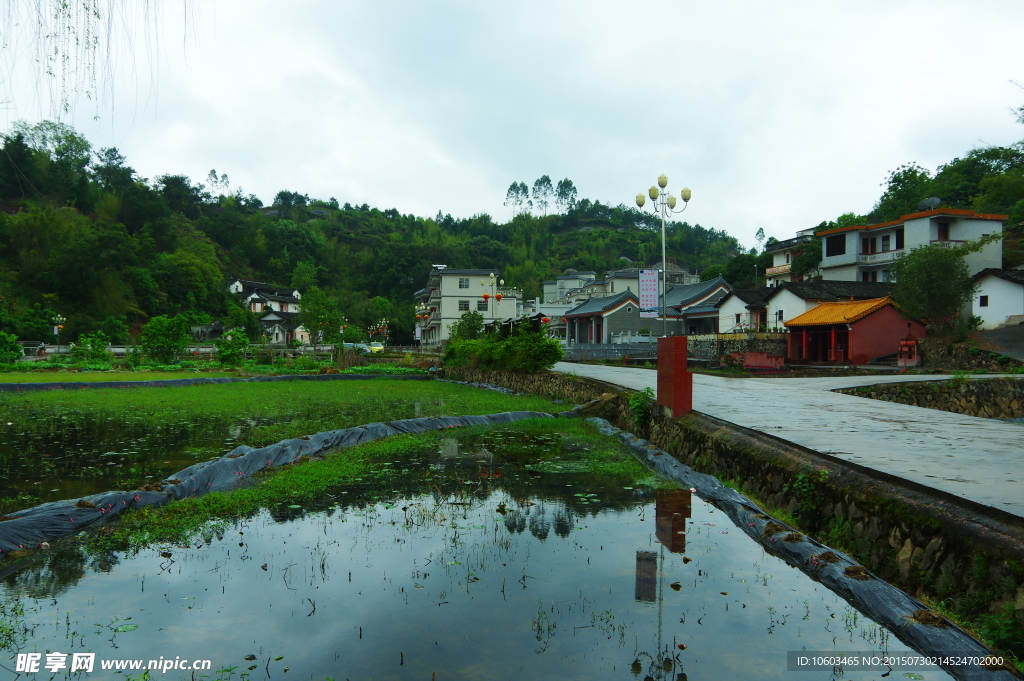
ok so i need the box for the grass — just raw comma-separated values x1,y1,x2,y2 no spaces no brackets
89,417,663,553
0,379,557,436
0,370,240,382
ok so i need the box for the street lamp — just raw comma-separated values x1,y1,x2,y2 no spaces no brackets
479,273,504,323
635,176,691,336
53,314,66,353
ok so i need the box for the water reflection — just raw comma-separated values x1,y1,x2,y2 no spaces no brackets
655,489,691,554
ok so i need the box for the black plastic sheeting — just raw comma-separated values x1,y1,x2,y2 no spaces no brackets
0,372,427,392
577,415,1018,681
0,410,551,554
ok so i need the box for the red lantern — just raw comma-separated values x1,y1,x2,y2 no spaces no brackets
542,317,550,323
561,317,567,323
482,293,490,301
495,293,503,302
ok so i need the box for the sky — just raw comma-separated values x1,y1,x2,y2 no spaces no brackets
3,0,1024,249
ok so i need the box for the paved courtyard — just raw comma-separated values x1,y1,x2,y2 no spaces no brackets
553,362,1024,519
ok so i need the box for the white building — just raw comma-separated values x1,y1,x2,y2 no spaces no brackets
972,268,1024,329
716,289,773,332
817,208,1004,283
764,228,817,287
762,281,894,330
414,267,521,345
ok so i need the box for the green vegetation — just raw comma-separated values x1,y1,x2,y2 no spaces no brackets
445,325,563,372
626,387,655,432
0,121,746,346
90,417,660,553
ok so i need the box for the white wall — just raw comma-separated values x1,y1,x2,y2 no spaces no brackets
974,275,1024,329
766,289,817,328
717,295,752,332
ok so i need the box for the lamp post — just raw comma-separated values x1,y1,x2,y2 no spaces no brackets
479,273,504,323
636,176,691,337
53,314,65,354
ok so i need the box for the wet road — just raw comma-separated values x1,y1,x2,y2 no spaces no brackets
553,363,1024,520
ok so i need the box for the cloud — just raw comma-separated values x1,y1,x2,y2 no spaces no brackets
3,0,1023,248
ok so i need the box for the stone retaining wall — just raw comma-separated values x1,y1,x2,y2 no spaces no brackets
446,367,1024,652
921,338,1024,372
834,378,1024,419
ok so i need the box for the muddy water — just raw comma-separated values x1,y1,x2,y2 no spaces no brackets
0,438,948,680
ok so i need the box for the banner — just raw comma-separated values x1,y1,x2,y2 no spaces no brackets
639,269,659,318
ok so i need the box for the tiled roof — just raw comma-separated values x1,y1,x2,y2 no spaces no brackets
975,268,1024,286
725,288,774,306
430,268,500,276
817,208,1008,237
565,291,638,317
681,304,719,316
767,280,893,302
665,276,730,308
784,297,892,326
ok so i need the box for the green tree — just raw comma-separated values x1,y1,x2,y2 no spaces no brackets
140,314,192,363
889,244,975,331
297,286,341,347
290,260,319,292
531,175,554,216
448,311,484,341
700,264,725,281
869,163,933,222
0,331,21,364
213,331,250,366
555,178,577,214
723,253,758,288
504,181,530,216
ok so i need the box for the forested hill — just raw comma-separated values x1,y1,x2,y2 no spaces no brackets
0,121,744,344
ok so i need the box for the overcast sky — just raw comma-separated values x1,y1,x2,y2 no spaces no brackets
4,0,1024,249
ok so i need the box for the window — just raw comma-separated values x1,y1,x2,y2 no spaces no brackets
735,313,742,324
862,271,870,282
776,309,784,322
980,295,989,307
458,300,470,311
937,222,950,241
881,235,890,252
825,234,846,257
458,277,469,289
785,252,791,264
871,270,877,283
477,300,488,311
895,229,904,249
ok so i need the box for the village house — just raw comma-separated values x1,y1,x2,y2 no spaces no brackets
413,266,521,345
226,278,309,344
816,208,1004,283
716,288,773,332
784,297,925,365
972,267,1024,329
764,228,816,287
665,276,732,335
762,280,893,329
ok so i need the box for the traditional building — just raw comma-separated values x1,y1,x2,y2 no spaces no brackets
784,297,924,365
564,291,641,344
226,278,308,344
716,288,773,332
664,276,732,335
763,280,893,330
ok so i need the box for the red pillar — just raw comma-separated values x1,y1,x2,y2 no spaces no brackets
801,327,808,362
657,336,692,418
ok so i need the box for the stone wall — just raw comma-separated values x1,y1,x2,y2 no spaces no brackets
920,338,1024,372
446,367,1024,647
686,333,788,363
834,378,1024,419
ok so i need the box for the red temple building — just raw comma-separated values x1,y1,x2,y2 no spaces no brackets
784,297,925,365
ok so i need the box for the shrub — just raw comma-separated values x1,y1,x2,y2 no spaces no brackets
0,332,21,364
141,315,193,364
70,331,111,362
445,333,563,372
214,332,251,366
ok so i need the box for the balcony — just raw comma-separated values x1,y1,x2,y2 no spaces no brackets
764,234,814,253
766,263,792,276
857,249,901,264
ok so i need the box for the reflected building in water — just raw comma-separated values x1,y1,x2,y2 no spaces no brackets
655,488,692,553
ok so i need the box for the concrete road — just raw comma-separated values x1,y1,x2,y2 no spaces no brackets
553,362,1024,519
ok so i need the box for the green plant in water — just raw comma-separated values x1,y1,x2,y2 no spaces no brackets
0,594,28,652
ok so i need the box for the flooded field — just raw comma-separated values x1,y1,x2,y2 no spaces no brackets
0,428,947,680
0,381,557,516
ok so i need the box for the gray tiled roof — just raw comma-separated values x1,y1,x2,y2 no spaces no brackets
766,280,893,302
975,268,1024,285
431,268,500,276
565,291,638,317
665,276,731,308
720,288,774,307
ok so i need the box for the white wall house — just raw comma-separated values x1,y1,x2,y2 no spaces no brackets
717,289,772,332
972,268,1024,329
414,267,521,345
763,281,894,330
817,208,1004,283
764,228,817,287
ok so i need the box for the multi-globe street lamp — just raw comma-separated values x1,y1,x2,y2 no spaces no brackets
635,175,691,336
480,273,504,322
53,314,66,352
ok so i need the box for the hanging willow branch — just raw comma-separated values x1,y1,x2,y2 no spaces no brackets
0,0,195,120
